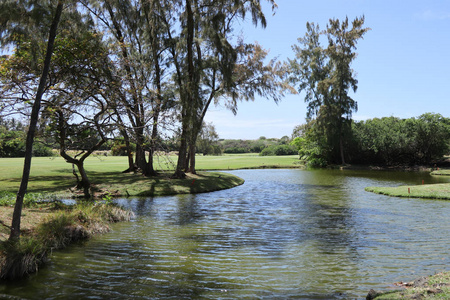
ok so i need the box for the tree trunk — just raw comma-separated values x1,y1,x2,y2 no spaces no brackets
75,161,91,198
188,143,196,174
147,111,160,177
125,136,135,172
9,0,63,240
339,135,346,165
173,122,188,179
120,127,135,173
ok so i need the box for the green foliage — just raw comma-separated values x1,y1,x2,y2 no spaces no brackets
0,118,53,157
0,192,50,207
0,130,26,157
221,137,292,154
224,146,248,154
0,203,133,280
32,142,54,157
259,145,297,156
289,17,369,164
0,235,47,280
291,119,330,167
196,122,222,155
350,113,450,165
298,140,328,168
111,139,135,156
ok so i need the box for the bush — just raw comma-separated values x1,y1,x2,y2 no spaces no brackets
0,131,25,157
260,145,297,156
0,236,47,280
350,113,450,165
111,139,135,156
224,147,247,154
33,143,54,157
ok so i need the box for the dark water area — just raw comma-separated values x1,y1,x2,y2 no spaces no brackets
1,169,450,299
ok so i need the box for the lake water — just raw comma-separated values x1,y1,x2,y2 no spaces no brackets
1,169,450,299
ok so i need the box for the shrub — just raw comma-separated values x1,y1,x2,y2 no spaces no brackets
33,143,54,157
0,203,133,280
0,236,47,280
224,147,247,154
260,145,297,156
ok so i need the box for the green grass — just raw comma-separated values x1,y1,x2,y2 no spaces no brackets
365,183,450,200
0,154,297,196
371,272,450,299
431,169,450,176
194,153,302,170
0,202,133,280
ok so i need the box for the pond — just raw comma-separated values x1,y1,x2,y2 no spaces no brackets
1,169,450,299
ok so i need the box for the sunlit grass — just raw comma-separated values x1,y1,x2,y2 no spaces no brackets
0,155,299,195
365,183,450,200
372,272,450,299
431,169,450,176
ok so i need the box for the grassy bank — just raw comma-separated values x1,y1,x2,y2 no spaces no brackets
365,183,450,200
0,202,133,280
0,155,262,280
431,169,450,176
0,155,293,197
368,271,450,299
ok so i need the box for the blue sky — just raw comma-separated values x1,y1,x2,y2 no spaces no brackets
205,0,450,140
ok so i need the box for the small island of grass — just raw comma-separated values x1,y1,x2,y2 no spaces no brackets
365,182,450,200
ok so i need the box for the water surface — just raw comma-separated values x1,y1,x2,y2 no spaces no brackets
1,169,449,299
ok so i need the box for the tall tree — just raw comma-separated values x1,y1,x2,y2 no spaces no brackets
81,0,173,176
2,10,114,198
0,0,64,240
289,16,369,165
167,0,287,177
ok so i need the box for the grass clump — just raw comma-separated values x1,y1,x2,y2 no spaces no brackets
369,272,450,299
0,236,47,280
365,183,450,200
431,169,450,176
0,202,133,280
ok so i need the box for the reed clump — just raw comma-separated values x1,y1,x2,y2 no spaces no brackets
0,202,133,280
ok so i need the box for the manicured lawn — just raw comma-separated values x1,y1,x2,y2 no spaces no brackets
0,154,300,196
431,169,450,176
195,153,302,170
365,182,450,200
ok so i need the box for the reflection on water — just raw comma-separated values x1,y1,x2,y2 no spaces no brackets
1,169,450,299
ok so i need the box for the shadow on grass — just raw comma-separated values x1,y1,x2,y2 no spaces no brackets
0,171,244,198
0,175,75,194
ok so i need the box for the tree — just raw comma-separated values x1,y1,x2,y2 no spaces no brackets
196,122,221,155
289,17,369,165
0,0,65,240
166,0,288,177
81,0,174,176
2,9,115,198
350,114,450,165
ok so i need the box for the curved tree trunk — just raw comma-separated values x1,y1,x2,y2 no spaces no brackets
75,161,91,198
9,1,63,241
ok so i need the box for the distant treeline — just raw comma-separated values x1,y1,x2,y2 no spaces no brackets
3,114,448,165
293,113,450,167
349,113,450,166
0,118,53,158
219,136,297,155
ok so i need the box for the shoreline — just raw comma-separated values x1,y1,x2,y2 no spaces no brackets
0,161,449,289
367,271,450,299
0,171,245,281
